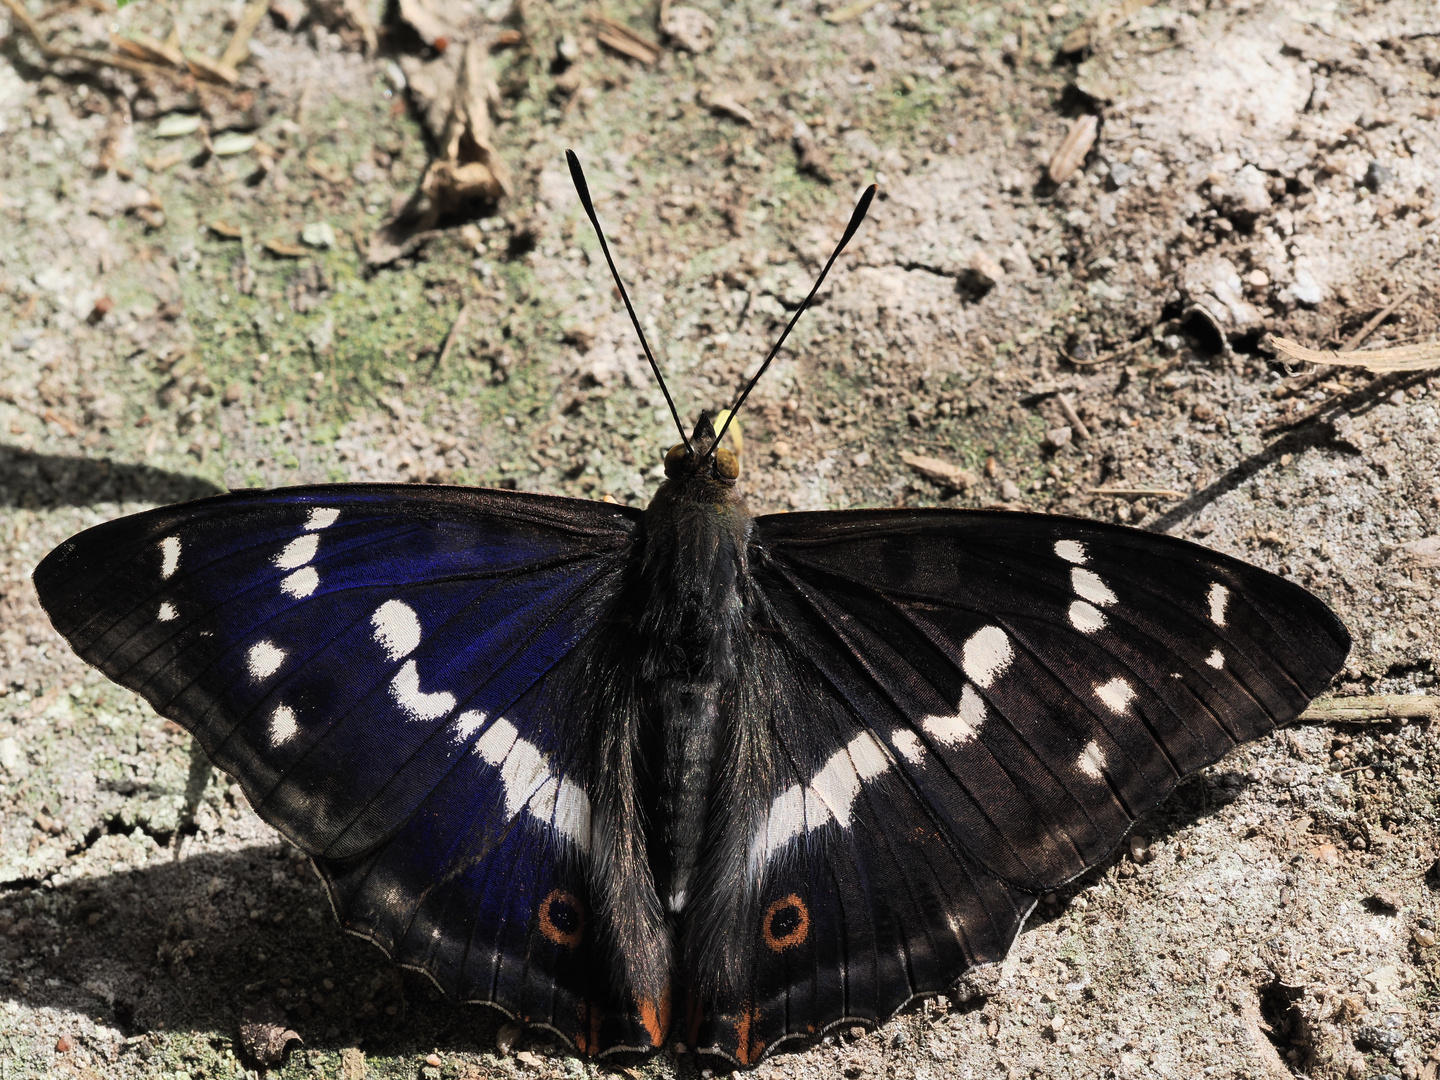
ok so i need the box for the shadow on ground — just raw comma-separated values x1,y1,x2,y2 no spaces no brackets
1,764,1265,1063
0,446,224,510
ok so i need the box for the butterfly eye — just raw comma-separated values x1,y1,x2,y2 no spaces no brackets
713,447,740,480
664,443,689,477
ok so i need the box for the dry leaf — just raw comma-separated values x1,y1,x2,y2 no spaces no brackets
824,0,882,24
1048,115,1098,184
239,1002,301,1067
900,451,978,489
661,6,716,52
596,18,661,63
370,39,511,265
1267,336,1440,372
707,91,755,125
1061,0,1159,52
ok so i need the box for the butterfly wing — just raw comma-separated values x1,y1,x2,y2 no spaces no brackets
34,483,655,1050
693,507,1348,1062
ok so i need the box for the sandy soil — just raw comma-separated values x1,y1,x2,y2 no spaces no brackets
0,0,1437,1075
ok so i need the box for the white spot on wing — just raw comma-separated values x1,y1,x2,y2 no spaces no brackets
962,625,1013,689
269,704,298,747
281,567,319,598
372,599,422,660
160,536,181,579
1076,739,1106,779
750,784,805,868
247,640,286,679
1094,677,1135,714
1071,567,1117,606
275,534,320,570
1068,599,1105,633
389,660,456,721
923,684,987,745
1205,648,1225,669
474,717,518,765
1054,539,1087,564
451,709,488,744
157,601,178,622
892,729,925,766
305,507,340,530
753,732,892,868
553,777,590,851
471,717,590,853
1208,582,1229,627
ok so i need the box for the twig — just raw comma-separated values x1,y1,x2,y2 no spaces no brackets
219,0,271,70
1089,487,1186,499
426,300,474,379
824,0,882,23
0,0,197,82
1057,393,1091,441
1260,369,1413,436
1061,337,1146,367
1298,694,1438,725
1342,286,1418,352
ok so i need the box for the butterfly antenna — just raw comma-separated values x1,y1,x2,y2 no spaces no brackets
713,184,876,453
567,149,690,452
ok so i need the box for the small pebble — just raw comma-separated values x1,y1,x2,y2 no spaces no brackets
496,1022,521,1054
1043,425,1072,450
1248,269,1270,288
55,1035,73,1053
424,1053,442,1068
1368,888,1400,911
1414,927,1436,948
1000,479,1022,501
852,450,871,468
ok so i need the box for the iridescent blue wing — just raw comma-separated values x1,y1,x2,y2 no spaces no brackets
692,508,1349,1063
34,483,653,1050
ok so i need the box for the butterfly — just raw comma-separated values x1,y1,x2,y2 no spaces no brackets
33,152,1350,1067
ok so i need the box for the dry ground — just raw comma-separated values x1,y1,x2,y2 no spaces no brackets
0,0,1438,1076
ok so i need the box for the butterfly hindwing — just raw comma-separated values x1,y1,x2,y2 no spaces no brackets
34,483,653,1048
690,628,1031,1064
754,509,1348,893
686,508,1348,1062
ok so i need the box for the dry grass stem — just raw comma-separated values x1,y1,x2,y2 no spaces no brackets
1298,694,1439,724
1268,335,1440,372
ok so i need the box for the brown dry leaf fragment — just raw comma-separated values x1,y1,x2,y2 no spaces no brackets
707,91,755,126
661,6,716,52
265,239,308,257
1267,336,1440,372
824,0,882,24
220,0,273,68
396,0,460,47
239,1002,301,1067
207,221,244,239
1048,115,1098,184
515,1050,543,1067
371,40,510,265
793,122,833,182
596,18,661,63
1061,0,1159,52
186,51,240,86
112,33,186,68
900,451,978,490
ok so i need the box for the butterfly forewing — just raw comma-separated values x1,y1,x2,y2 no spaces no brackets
34,483,659,1048
753,508,1349,895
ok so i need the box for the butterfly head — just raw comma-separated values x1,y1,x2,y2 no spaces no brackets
664,414,740,484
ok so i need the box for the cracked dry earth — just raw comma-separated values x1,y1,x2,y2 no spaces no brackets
1,0,1439,1075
